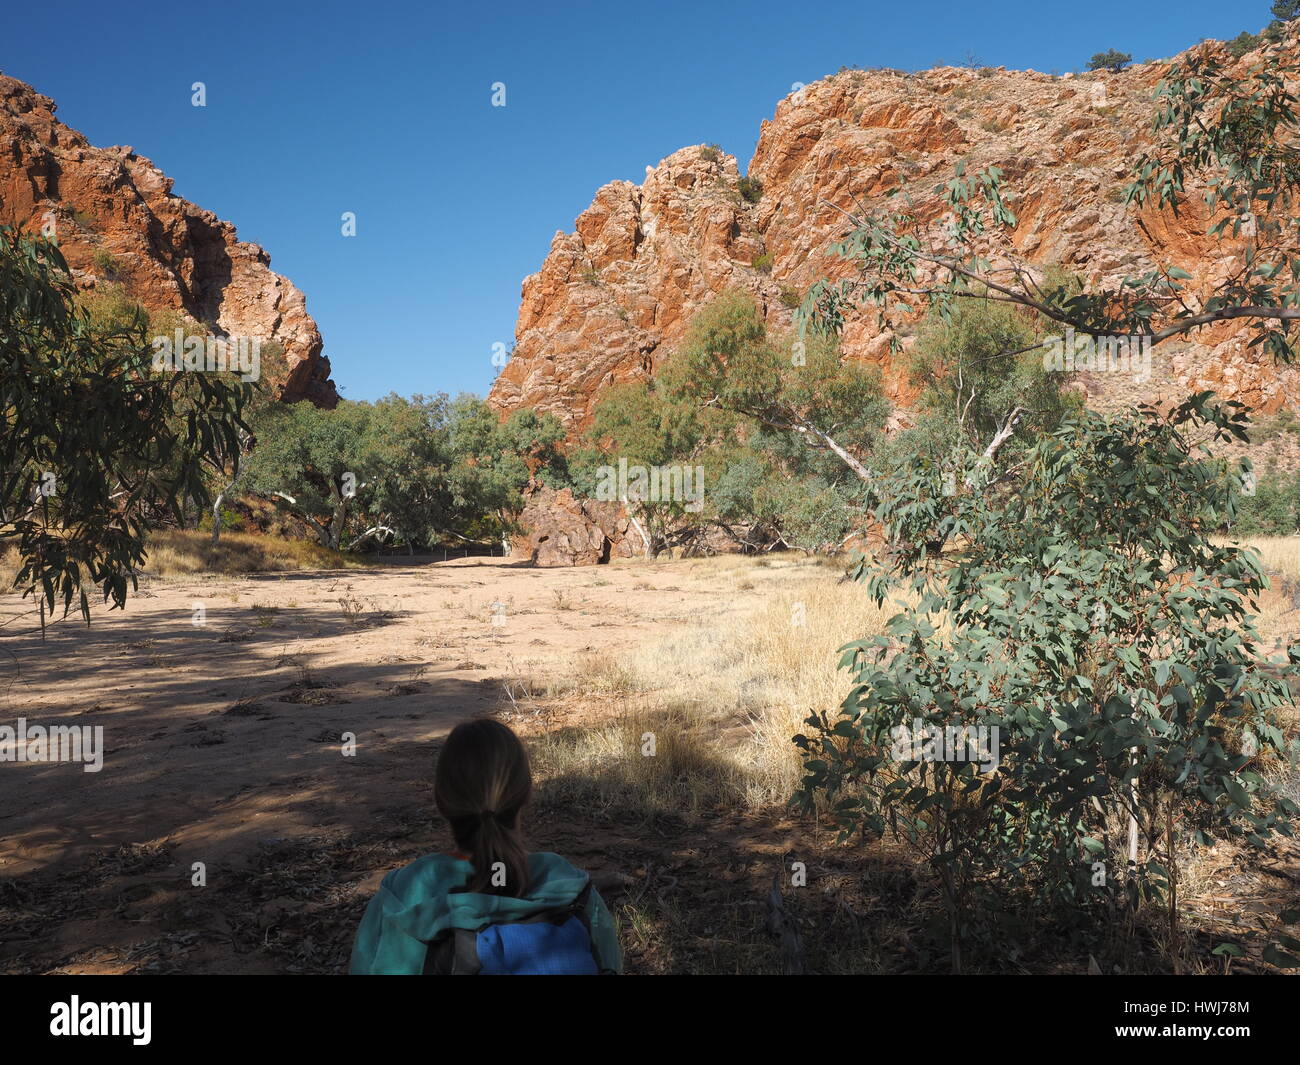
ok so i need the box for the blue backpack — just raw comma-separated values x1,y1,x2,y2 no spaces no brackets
422,882,604,975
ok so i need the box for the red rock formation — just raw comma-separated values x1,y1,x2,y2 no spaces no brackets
489,39,1300,432
513,486,635,566
0,73,336,406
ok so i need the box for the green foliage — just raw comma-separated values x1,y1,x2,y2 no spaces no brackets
737,176,763,204
0,228,246,625
674,290,888,457
1231,466,1300,536
91,248,121,280
1226,31,1262,57
796,395,1297,969
1088,49,1133,72
574,291,887,554
448,395,569,542
908,295,1082,453
1123,42,1300,360
242,389,564,552
1273,0,1300,22
569,361,715,555
243,398,371,548
779,285,802,309
787,13,1300,975
751,252,774,273
699,143,722,163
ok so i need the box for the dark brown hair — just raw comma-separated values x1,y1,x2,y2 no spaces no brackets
434,718,533,896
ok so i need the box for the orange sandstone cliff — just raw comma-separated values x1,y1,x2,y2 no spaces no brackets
0,73,336,406
488,39,1300,436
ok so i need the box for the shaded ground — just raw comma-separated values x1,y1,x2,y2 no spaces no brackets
2,555,1298,974
0,555,762,973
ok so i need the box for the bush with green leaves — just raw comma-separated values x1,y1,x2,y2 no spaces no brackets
907,294,1083,456
570,291,889,555
568,364,717,557
796,395,1297,971
242,391,565,552
1230,466,1300,536
1087,49,1132,72
1227,31,1263,58
0,228,246,627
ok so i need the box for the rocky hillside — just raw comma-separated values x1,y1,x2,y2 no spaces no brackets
488,38,1300,433
0,73,336,406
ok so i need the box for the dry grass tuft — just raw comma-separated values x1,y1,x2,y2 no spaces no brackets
1,530,362,594
522,556,892,811
141,530,363,577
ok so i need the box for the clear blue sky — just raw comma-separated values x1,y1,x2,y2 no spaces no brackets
3,0,1269,402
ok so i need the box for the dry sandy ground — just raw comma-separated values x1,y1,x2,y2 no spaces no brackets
4,553,1298,975
0,555,769,974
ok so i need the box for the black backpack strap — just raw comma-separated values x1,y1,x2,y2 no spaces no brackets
507,880,594,926
564,881,615,974
422,928,482,975
566,881,595,933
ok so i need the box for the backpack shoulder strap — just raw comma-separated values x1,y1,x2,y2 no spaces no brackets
422,928,482,975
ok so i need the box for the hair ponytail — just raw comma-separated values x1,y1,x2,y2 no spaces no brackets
434,719,533,896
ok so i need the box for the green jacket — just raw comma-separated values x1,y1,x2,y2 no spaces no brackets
349,851,622,974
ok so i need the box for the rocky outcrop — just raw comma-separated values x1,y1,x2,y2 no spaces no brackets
0,73,337,406
489,38,1300,432
511,486,636,566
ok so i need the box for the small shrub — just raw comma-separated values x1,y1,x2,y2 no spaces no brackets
737,176,763,204
92,248,121,280
779,285,802,309
1227,31,1262,57
1087,49,1132,72
1231,466,1300,537
699,143,722,163
751,252,774,274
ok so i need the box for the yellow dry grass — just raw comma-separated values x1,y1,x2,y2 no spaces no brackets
0,530,362,594
1236,535,1300,583
525,554,893,813
141,530,363,576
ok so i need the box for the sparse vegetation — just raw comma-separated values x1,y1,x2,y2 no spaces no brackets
1087,49,1132,72
140,530,364,576
1227,31,1263,57
91,247,121,279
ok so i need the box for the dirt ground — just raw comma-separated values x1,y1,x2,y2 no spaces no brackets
3,553,1298,975
0,555,785,974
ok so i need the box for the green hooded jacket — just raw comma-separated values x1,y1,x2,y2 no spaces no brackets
349,851,622,974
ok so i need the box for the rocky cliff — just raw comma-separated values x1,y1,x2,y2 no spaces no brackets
0,73,336,406
488,38,1300,433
